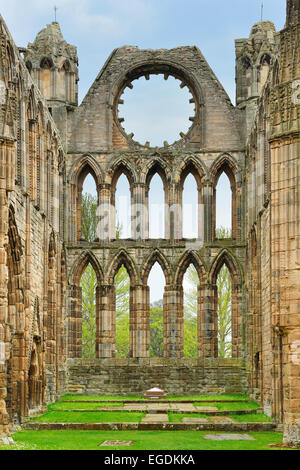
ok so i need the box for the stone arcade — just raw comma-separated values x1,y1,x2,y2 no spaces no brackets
0,0,299,446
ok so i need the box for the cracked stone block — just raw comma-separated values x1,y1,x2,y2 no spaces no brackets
99,440,134,447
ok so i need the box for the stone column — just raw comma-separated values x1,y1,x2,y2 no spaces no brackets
169,183,181,241
130,285,149,357
202,181,213,243
98,183,113,242
231,283,242,358
198,283,218,358
68,285,82,358
96,284,116,358
163,285,183,358
131,183,147,241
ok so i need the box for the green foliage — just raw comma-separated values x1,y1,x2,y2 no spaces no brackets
81,192,97,242
150,305,164,357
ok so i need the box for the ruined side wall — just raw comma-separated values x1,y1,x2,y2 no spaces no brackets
0,15,67,438
247,10,300,444
67,358,248,396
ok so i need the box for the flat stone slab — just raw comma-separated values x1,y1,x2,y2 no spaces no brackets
210,416,236,424
195,406,219,412
124,404,145,411
204,434,256,441
99,440,134,447
171,404,195,411
183,418,209,424
147,403,170,410
141,414,169,423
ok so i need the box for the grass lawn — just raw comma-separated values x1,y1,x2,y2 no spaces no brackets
48,402,123,410
31,411,145,423
168,412,271,423
1,430,284,451
229,413,272,422
61,393,249,402
193,401,260,411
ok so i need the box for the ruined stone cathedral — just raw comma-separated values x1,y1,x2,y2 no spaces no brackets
0,0,299,445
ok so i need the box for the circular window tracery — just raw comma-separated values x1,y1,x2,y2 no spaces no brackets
113,65,200,148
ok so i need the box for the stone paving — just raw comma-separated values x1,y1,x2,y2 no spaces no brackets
204,434,256,441
141,414,169,423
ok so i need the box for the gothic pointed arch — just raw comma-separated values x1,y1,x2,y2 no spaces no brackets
109,157,136,189
69,154,104,187
174,250,206,287
176,155,207,189
210,153,240,240
144,158,170,188
209,248,243,286
141,249,171,286
106,249,138,285
70,250,104,286
209,248,244,358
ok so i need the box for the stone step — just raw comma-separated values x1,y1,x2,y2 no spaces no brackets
52,407,263,416
23,421,276,432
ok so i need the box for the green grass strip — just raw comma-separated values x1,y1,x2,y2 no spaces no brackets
49,402,123,411
31,411,145,423
194,401,260,411
3,430,284,451
229,413,272,423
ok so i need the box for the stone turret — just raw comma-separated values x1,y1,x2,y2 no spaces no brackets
286,0,300,27
24,22,79,147
235,21,279,136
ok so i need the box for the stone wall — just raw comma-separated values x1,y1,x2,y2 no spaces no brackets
66,358,248,396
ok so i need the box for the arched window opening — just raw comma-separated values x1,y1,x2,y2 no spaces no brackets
148,173,165,239
81,263,97,359
241,57,252,99
258,54,271,90
217,263,232,358
148,262,165,357
81,172,98,242
215,172,232,238
182,173,198,238
183,265,199,357
115,173,131,239
40,57,53,100
115,265,130,358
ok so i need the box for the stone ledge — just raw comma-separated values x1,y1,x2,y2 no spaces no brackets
23,422,276,432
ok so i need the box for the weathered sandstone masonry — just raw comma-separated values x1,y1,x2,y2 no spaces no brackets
0,0,299,447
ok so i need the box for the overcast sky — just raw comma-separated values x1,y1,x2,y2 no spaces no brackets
0,0,286,301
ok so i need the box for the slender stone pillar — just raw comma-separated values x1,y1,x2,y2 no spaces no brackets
131,183,147,240
163,285,183,357
169,183,181,241
98,183,113,242
198,283,218,358
68,285,82,358
96,284,116,358
130,285,149,357
202,181,213,243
